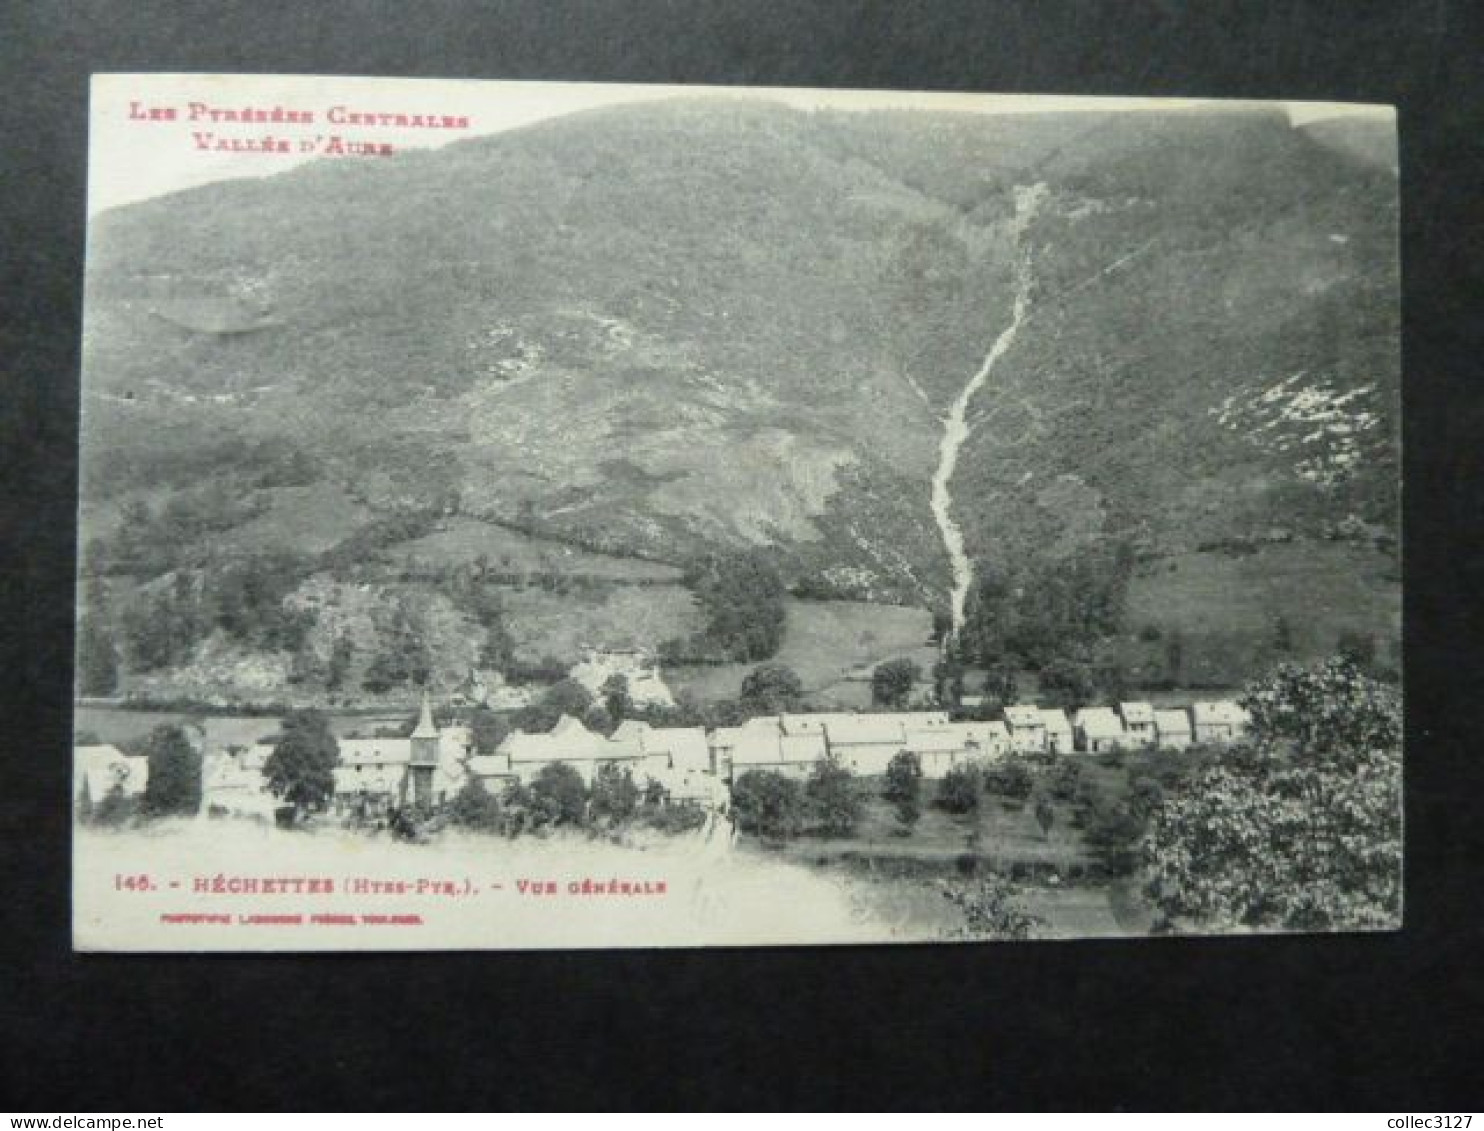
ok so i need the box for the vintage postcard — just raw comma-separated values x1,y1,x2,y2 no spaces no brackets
73,74,1401,950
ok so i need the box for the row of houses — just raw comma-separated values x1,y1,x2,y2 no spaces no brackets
75,694,1252,822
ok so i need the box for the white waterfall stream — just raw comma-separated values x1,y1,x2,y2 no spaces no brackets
929,185,1044,640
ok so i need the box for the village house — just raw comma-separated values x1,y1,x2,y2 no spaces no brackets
455,666,533,711
708,716,778,781
611,719,721,805
1118,701,1157,747
903,720,1009,777
496,714,643,785
569,646,675,708
1154,708,1193,750
1040,708,1074,754
202,748,279,820
714,716,828,781
1191,700,1252,745
74,743,149,816
809,711,951,776
1003,704,1048,754
1073,706,1127,753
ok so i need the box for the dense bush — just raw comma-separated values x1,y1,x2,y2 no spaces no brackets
982,755,1034,801
732,770,808,838
448,779,504,832
883,750,923,804
528,762,589,827
939,877,1043,940
871,658,921,708
806,757,861,837
590,763,641,824
740,663,804,713
641,802,709,835
938,764,983,814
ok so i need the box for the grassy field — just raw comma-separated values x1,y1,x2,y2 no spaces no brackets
217,482,377,556
744,754,1187,938
668,597,936,705
768,789,1093,873
388,518,683,583
73,705,418,749
1124,540,1400,686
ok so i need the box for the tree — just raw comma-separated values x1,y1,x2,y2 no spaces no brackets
1037,658,1097,710
600,673,633,724
685,550,788,661
263,709,340,818
139,724,202,817
590,762,640,824
448,778,502,831
806,756,861,837
1270,614,1296,656
515,679,594,733
938,763,983,814
468,706,510,756
529,762,588,827
884,750,923,804
1081,790,1146,876
980,666,1018,712
326,635,354,691
739,663,804,714
932,655,965,707
731,770,807,838
1144,658,1402,932
76,612,120,696
1034,795,1056,839
1164,630,1185,685
871,658,921,708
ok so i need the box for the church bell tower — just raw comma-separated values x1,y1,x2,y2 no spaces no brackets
408,688,440,808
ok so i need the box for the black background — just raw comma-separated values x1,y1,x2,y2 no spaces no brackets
2,0,1481,1111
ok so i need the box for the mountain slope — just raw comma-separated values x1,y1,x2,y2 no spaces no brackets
80,100,1399,613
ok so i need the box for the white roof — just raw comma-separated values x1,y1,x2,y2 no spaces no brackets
1191,700,1251,725
1119,702,1156,725
611,719,652,744
338,737,413,767
1004,704,1043,728
1154,708,1192,735
728,728,827,768
499,715,639,765
467,754,515,779
641,726,711,772
903,726,962,754
780,734,828,764
1039,708,1073,735
1074,707,1125,741
824,716,908,746
779,712,859,736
